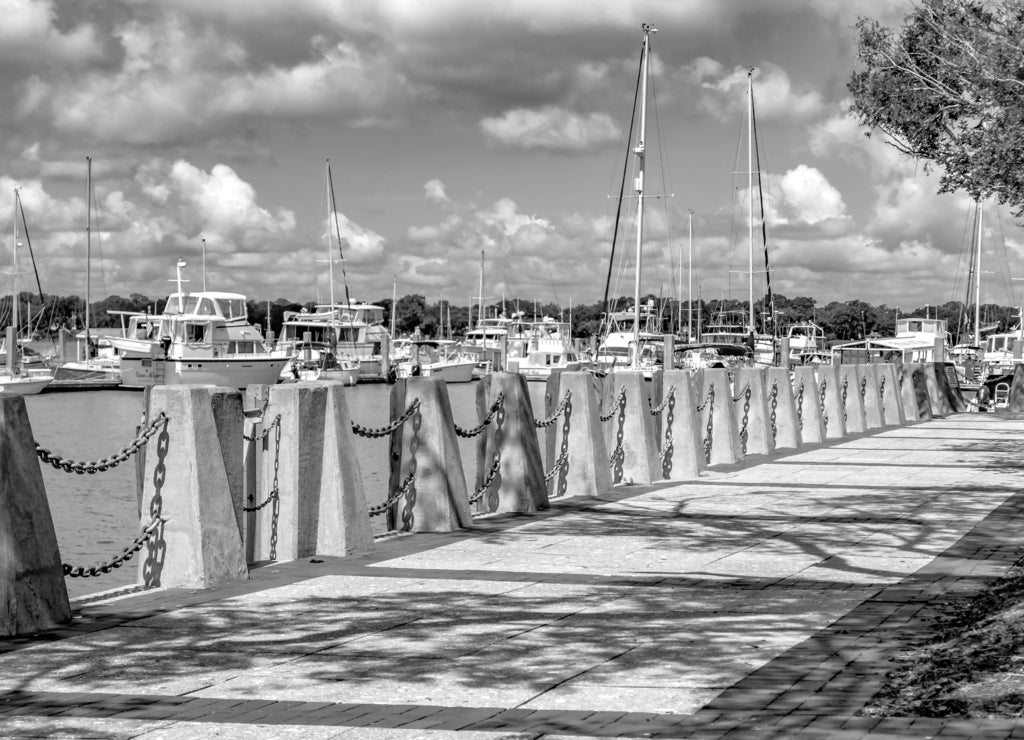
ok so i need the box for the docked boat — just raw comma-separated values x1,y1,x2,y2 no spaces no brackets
275,302,390,381
395,340,477,383
511,317,585,381
109,261,286,389
784,321,829,365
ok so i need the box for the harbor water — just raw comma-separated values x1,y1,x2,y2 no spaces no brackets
24,382,552,601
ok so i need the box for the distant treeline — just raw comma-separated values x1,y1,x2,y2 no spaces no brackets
0,290,1016,345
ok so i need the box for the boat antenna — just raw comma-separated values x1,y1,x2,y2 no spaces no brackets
326,160,353,309
598,30,645,340
201,236,207,292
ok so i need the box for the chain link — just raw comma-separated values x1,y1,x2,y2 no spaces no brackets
819,377,829,430
702,387,715,463
368,472,415,516
543,449,569,482
878,375,886,418
738,385,751,454
600,386,627,422
535,390,572,428
455,392,505,438
795,380,805,429
695,387,714,412
242,418,282,511
860,375,867,400
468,452,502,504
37,412,168,475
769,380,778,441
63,514,164,578
841,377,849,422
648,386,675,416
243,413,281,442
352,398,421,438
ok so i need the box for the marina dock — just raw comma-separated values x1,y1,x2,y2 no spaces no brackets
3,406,1024,737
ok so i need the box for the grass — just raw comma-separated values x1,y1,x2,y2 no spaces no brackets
861,564,1024,718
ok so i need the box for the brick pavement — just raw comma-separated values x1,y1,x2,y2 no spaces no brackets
2,413,1024,738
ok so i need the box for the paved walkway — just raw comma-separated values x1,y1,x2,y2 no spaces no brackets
3,413,1024,738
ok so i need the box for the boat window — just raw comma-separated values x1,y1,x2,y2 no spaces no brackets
907,321,922,332
185,322,208,343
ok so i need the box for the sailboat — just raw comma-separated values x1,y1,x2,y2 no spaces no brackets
594,23,665,378
0,187,54,395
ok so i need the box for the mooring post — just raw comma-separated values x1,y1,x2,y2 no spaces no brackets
733,367,774,456
659,369,706,480
544,371,612,499
605,369,660,484
907,363,934,421
878,363,906,425
0,394,71,636
139,386,248,590
242,384,270,565
700,368,742,465
922,363,950,417
473,371,547,514
817,364,848,439
766,366,801,450
859,364,885,429
838,365,867,434
792,365,826,444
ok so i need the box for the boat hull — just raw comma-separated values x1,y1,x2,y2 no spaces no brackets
0,375,53,395
119,356,288,389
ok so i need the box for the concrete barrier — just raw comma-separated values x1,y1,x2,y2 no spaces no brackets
839,365,867,434
252,382,374,562
391,377,472,532
543,371,612,498
907,363,934,421
139,386,248,590
932,362,966,413
817,364,848,440
792,366,826,444
659,369,706,480
766,366,801,450
605,370,659,484
700,368,742,465
922,363,950,417
860,364,885,429
0,394,71,636
734,367,774,456
1010,365,1024,412
474,372,547,514
878,364,906,425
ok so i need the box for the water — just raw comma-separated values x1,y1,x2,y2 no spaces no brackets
23,382,551,600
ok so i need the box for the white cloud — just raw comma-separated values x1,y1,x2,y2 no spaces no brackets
0,0,101,64
685,60,825,122
480,106,621,152
778,165,847,225
424,179,449,204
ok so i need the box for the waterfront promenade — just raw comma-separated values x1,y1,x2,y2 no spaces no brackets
3,412,1024,738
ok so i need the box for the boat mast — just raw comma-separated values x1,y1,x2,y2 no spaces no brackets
390,275,397,337
325,160,336,312
747,69,755,336
687,209,693,344
85,156,92,353
975,200,982,347
477,249,484,326
201,236,207,292
631,23,655,370
12,188,19,346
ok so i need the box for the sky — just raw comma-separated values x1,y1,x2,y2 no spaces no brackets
1,0,1023,314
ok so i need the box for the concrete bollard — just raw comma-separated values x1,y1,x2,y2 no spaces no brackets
474,372,548,514
766,366,801,450
139,386,248,590
878,364,906,425
543,371,612,498
907,363,934,421
1010,365,1024,412
817,364,848,439
0,395,71,636
605,370,660,484
659,369,706,480
859,364,885,429
922,363,950,417
898,364,920,421
700,368,742,465
734,367,774,456
838,365,867,434
253,382,374,562
390,377,472,532
792,366,826,444
932,362,966,413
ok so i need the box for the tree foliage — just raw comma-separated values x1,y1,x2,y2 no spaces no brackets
848,0,1024,214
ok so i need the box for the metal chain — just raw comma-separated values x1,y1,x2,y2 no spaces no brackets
739,385,751,455
543,449,569,482
860,376,867,400
648,386,675,416
37,412,168,475
819,377,829,430
352,398,421,438
769,380,778,441
455,392,505,438
368,472,415,516
243,413,281,442
702,388,715,463
898,370,905,389
63,514,164,578
695,387,714,412
600,386,627,422
468,452,502,504
535,390,572,428
795,380,805,429
878,375,886,418
731,382,751,403
242,419,282,511
841,377,849,422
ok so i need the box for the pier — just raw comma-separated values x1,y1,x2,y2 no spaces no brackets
3,366,1024,737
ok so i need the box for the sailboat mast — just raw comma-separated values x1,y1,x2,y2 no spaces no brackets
12,188,19,343
390,276,397,337
477,249,484,326
326,160,336,311
85,156,92,350
975,200,983,347
687,209,693,344
631,23,655,369
747,70,755,335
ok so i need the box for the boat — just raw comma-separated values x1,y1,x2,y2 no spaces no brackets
52,157,122,388
511,317,586,381
0,186,54,395
831,316,950,365
595,304,663,377
109,260,287,389
275,302,389,381
784,321,829,365
394,339,477,383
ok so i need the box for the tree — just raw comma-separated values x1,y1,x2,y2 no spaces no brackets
848,0,1024,215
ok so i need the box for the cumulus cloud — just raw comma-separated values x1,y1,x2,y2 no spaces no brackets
0,0,101,64
480,106,621,152
778,165,847,225
684,59,825,121
424,179,449,204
